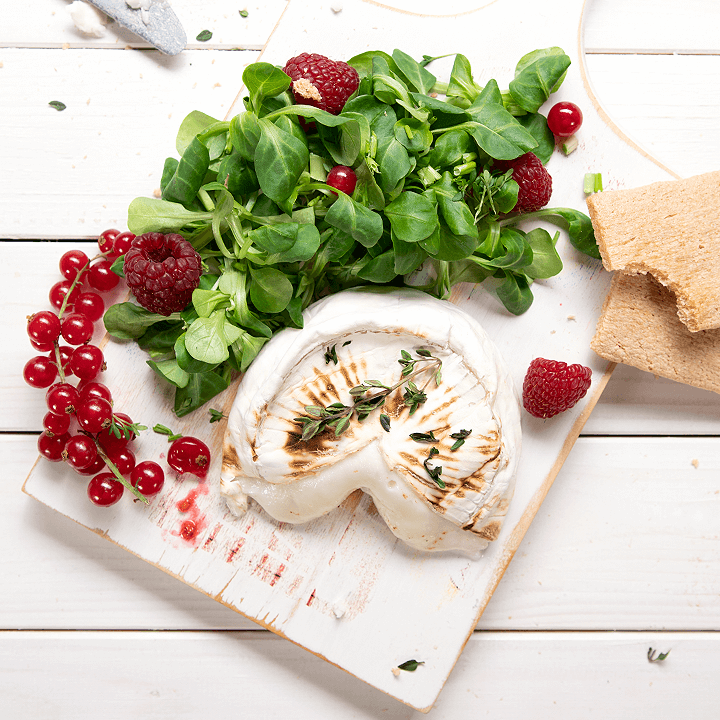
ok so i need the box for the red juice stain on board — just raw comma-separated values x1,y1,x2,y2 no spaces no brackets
174,481,209,545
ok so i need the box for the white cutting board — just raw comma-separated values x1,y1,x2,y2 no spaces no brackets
24,0,675,711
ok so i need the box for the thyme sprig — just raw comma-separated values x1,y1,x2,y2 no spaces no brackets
294,349,442,441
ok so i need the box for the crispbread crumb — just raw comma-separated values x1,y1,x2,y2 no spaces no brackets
691,459,700,468
591,273,720,394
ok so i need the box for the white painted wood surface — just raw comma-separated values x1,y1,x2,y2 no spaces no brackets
3,0,720,716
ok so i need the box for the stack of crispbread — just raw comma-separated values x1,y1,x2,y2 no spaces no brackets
586,170,720,393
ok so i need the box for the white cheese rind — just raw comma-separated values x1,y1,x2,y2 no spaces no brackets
221,287,521,556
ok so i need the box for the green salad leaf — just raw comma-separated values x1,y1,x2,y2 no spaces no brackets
111,46,599,416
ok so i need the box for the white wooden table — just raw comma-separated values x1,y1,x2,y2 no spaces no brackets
2,1,719,716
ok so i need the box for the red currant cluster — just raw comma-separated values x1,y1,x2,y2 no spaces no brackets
24,229,167,507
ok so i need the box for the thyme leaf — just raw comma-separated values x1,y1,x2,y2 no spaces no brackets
324,344,339,365
397,659,424,672
647,647,671,663
410,431,437,443
449,428,472,451
423,446,445,488
209,408,225,423
380,413,391,432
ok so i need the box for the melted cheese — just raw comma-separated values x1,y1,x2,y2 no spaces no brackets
221,287,521,556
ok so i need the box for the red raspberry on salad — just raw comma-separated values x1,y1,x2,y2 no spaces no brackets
522,358,592,418
123,233,202,316
495,152,552,213
282,53,359,115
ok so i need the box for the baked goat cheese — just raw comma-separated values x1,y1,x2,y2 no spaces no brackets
221,288,521,556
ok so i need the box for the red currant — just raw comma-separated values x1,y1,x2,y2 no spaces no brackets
43,411,72,436
130,461,165,496
168,436,211,478
77,380,113,405
46,382,80,415
59,249,89,281
111,232,136,258
98,228,121,255
106,446,136,475
87,260,119,293
49,345,74,378
60,313,94,345
69,344,104,380
27,311,61,345
38,431,70,462
49,280,82,311
87,472,124,507
76,397,113,433
73,292,105,322
326,165,357,195
23,356,58,388
63,434,99,471
547,101,583,139
76,454,106,476
30,337,54,352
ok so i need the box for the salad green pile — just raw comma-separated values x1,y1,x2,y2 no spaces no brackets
104,47,600,417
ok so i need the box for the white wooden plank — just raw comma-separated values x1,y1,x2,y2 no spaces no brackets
584,364,720,435
0,48,259,239
7,435,720,631
0,0,289,49
583,0,720,54
0,630,718,718
583,54,720,179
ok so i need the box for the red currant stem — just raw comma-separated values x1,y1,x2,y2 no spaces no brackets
94,442,149,505
52,341,66,384
58,250,111,320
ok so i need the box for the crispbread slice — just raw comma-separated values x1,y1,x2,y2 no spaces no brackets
586,170,720,332
591,273,720,394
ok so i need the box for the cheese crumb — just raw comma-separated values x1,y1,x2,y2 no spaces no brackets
293,78,322,102
68,1,108,38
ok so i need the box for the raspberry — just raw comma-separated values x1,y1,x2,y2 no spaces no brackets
282,53,359,115
123,233,202,316
495,152,552,213
522,358,592,418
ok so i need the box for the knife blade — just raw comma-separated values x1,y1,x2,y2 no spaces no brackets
86,0,187,55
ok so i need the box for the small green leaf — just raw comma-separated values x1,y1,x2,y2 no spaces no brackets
209,408,225,423
248,266,293,313
196,30,213,42
397,659,424,672
49,100,66,111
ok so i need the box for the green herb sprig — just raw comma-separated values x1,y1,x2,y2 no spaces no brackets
293,349,441,441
